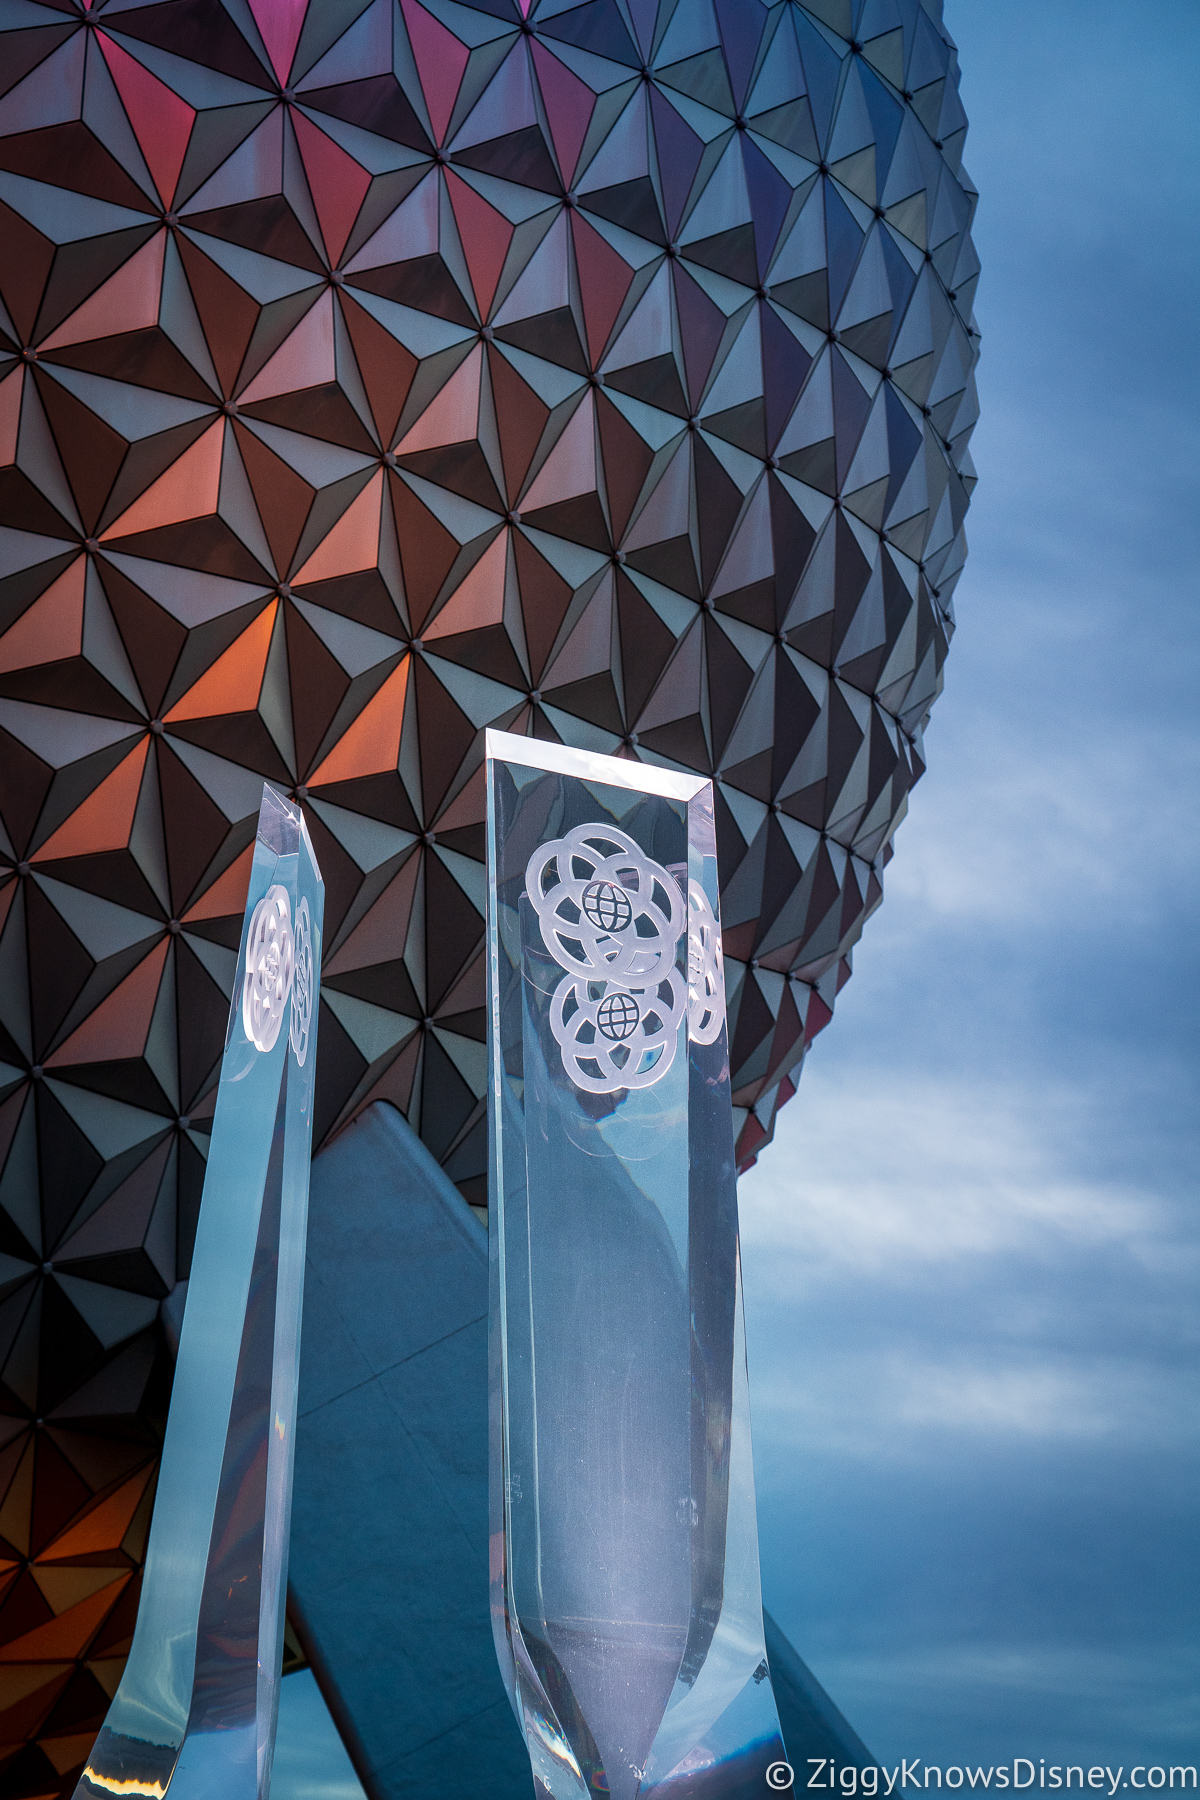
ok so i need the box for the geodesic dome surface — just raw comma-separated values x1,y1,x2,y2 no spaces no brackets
0,0,978,1785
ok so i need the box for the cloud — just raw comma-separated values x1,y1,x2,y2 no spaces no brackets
753,1346,1194,1453
808,1640,1200,1767
875,720,1200,936
739,1054,1198,1465
740,1065,1183,1279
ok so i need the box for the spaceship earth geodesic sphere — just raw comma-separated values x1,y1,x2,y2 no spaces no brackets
0,0,979,1787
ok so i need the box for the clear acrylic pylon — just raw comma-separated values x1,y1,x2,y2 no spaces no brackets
77,784,323,1800
486,730,791,1800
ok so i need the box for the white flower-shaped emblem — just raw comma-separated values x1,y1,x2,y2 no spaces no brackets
526,824,688,1094
548,968,688,1094
242,885,295,1054
290,896,314,1067
526,823,686,987
686,880,726,1046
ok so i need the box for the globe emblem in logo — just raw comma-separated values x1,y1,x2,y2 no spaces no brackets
596,991,641,1043
581,880,633,936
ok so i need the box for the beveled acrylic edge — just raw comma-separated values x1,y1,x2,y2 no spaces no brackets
258,781,323,881
485,728,711,803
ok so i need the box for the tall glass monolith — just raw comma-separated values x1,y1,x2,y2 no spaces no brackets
76,784,324,1800
486,729,792,1800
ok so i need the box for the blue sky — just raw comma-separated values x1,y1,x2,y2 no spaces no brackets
741,0,1200,1771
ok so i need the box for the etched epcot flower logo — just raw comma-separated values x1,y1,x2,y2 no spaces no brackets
242,885,295,1054
687,882,726,1048
526,823,686,988
290,896,314,1068
526,823,728,1092
549,968,688,1094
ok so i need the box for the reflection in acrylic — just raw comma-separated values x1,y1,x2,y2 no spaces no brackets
486,730,792,1800
76,785,324,1800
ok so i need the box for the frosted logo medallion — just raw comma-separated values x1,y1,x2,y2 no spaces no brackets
526,824,687,1093
686,879,726,1046
290,896,314,1067
242,884,295,1053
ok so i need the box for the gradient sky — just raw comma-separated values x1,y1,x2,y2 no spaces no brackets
741,0,1200,1773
